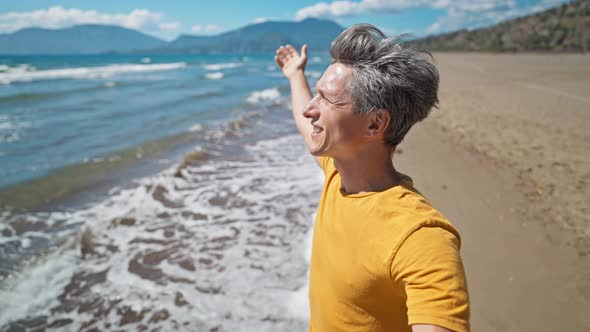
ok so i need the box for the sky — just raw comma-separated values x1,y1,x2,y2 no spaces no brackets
0,0,571,40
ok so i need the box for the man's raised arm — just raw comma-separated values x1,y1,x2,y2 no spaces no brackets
275,44,320,165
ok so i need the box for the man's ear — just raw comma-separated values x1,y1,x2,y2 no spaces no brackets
367,109,390,138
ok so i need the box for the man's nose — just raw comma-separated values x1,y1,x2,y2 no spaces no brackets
303,95,320,119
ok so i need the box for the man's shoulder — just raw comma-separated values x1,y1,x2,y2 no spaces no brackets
364,184,462,252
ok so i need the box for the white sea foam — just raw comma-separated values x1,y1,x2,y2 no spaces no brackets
311,56,322,63
0,114,30,143
189,123,203,132
20,238,31,249
287,221,315,320
0,132,322,330
0,115,12,131
202,62,242,71
307,71,322,78
246,87,281,104
0,62,187,85
0,243,78,325
204,72,224,80
141,57,152,63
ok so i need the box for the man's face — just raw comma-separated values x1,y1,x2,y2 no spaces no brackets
303,63,371,158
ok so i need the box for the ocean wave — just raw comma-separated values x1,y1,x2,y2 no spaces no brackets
0,242,79,326
310,56,322,63
287,222,314,320
307,71,322,78
188,124,203,132
0,64,35,74
246,88,281,104
201,62,242,71
0,134,321,331
204,72,224,80
0,62,187,85
0,114,29,143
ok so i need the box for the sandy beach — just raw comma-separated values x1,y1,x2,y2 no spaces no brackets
396,53,590,331
1,52,589,331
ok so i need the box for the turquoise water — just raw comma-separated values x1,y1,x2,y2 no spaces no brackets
0,54,296,189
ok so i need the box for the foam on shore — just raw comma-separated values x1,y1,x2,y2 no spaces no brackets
0,133,321,331
202,62,242,71
246,88,281,104
0,62,187,85
204,72,224,80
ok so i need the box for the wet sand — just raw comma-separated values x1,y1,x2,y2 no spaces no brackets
396,53,590,331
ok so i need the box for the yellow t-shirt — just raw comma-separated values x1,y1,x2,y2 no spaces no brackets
309,157,470,332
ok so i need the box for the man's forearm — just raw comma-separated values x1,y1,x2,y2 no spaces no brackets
288,71,313,142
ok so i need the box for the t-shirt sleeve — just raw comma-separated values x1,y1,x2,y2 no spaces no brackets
390,226,470,332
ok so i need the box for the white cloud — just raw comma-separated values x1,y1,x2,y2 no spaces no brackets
159,22,181,31
295,0,426,20
253,17,269,24
296,0,570,35
0,6,177,35
361,0,422,12
296,1,358,20
295,0,519,19
206,24,219,33
425,0,569,34
191,24,203,33
190,24,220,35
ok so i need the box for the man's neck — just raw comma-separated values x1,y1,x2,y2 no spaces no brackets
333,148,402,195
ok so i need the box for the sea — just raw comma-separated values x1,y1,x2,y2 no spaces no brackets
0,53,329,331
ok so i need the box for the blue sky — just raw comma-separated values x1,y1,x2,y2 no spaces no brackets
0,0,570,40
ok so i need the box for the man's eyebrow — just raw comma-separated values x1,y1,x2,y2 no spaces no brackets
316,86,332,99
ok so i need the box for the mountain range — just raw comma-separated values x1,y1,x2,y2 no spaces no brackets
0,24,165,55
0,19,343,55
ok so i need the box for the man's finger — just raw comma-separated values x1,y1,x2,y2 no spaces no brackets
286,44,297,56
274,55,283,68
301,44,308,59
278,46,290,58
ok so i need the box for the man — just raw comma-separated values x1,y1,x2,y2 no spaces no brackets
275,24,469,332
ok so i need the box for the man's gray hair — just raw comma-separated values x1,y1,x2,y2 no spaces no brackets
330,24,440,148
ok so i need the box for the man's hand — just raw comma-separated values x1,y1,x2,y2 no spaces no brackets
275,44,308,80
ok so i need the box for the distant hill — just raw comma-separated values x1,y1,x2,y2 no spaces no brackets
417,0,590,52
0,19,342,55
0,24,166,55
157,18,343,54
